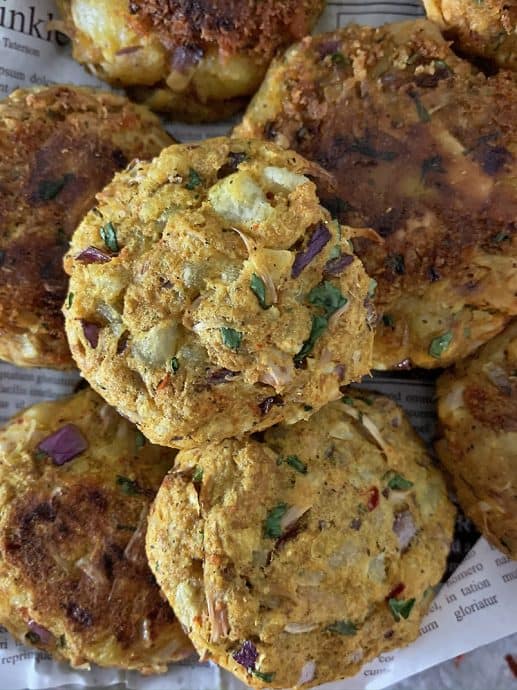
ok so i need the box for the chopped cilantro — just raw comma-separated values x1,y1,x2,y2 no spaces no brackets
331,52,350,67
434,59,450,72
37,173,73,201
386,254,405,275
342,396,355,406
284,455,308,474
193,466,203,483
368,278,377,298
170,356,180,373
410,92,431,123
388,597,416,621
429,331,453,359
308,281,347,318
116,475,140,496
326,620,357,635
264,503,288,539
186,168,202,190
329,244,341,260
34,450,47,461
385,472,414,491
221,327,243,351
250,273,270,309
135,430,146,450
382,314,395,328
251,670,275,683
100,221,119,252
493,231,509,243
66,292,74,309
294,314,328,363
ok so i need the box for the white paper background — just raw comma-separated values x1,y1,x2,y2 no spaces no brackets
0,1,515,689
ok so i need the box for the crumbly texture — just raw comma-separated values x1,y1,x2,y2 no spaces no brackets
0,85,172,369
64,138,373,449
55,0,325,122
0,388,192,672
436,320,517,559
235,19,517,370
424,0,517,71
146,390,455,689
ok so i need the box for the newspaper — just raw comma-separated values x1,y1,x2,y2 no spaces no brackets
0,1,515,689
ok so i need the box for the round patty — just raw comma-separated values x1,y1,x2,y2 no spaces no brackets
55,0,325,122
0,388,192,672
436,320,517,559
63,137,373,449
0,85,172,369
235,19,517,370
146,390,455,689
424,0,517,71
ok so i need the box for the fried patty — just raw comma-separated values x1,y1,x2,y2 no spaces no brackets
0,388,192,672
0,85,172,370
235,19,517,370
424,0,517,71
436,320,517,559
63,137,373,448
55,0,325,122
146,390,455,689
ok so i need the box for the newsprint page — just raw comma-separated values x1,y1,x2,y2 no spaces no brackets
0,1,516,689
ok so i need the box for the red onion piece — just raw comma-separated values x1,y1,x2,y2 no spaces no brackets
27,620,54,645
232,640,258,669
324,253,354,277
76,246,111,264
171,45,203,72
292,222,331,278
81,321,99,348
37,423,88,465
259,395,284,415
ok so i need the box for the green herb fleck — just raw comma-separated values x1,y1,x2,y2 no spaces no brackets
294,314,328,363
100,221,119,252
221,327,243,351
66,292,74,309
326,620,358,635
330,52,350,67
385,472,414,491
429,331,453,359
37,173,73,201
368,278,378,298
186,168,202,190
434,59,451,72
284,455,308,474
251,670,275,683
116,475,140,496
493,231,509,243
308,281,347,318
421,155,445,181
250,273,270,309
193,466,203,483
58,634,66,648
386,254,405,275
342,396,355,406
382,314,395,328
410,92,431,123
329,244,341,260
35,450,47,461
170,356,180,373
25,631,41,644
264,503,288,539
135,430,146,450
388,597,416,621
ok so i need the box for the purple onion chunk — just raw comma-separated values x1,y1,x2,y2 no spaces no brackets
37,424,88,466
316,39,341,58
81,321,99,348
324,253,354,277
232,640,258,669
292,223,331,278
76,246,112,264
171,45,204,72
206,368,240,385
259,395,284,416
27,620,54,645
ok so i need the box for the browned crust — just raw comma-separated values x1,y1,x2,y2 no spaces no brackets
0,86,172,368
129,0,325,62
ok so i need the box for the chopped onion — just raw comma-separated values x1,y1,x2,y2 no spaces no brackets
259,365,292,388
207,593,229,642
232,640,258,668
37,424,88,465
484,363,512,395
76,246,111,264
280,504,311,534
292,222,331,278
298,660,316,685
284,623,318,634
81,321,99,349
393,510,417,551
27,620,54,645
341,405,390,456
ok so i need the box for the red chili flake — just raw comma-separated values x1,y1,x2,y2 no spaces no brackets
387,582,405,600
453,654,465,668
505,654,517,678
157,373,170,391
366,486,379,511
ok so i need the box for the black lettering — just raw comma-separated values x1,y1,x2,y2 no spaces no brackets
8,9,24,32
27,6,43,39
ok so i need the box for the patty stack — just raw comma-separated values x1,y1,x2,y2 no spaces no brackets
0,1,515,689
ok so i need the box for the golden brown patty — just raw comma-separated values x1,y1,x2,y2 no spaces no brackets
235,19,517,370
424,0,517,70
63,137,373,449
55,0,325,122
0,85,172,369
0,388,192,672
436,320,517,559
146,390,455,689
